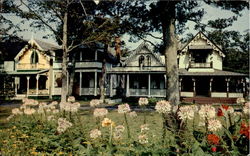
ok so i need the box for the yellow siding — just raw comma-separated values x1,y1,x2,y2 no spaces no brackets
17,49,50,70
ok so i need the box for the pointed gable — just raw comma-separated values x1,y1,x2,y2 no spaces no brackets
123,42,164,67
180,32,225,57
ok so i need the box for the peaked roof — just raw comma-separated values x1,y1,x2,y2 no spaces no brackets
123,42,164,66
180,31,225,57
33,39,61,51
14,38,61,61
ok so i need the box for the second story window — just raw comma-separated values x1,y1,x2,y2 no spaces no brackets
139,55,145,67
30,50,39,64
146,55,151,66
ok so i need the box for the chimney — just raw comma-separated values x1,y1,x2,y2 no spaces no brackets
115,36,121,60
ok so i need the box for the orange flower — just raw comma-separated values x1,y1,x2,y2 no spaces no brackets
217,108,223,117
221,104,229,110
101,118,115,127
240,122,250,139
207,134,220,145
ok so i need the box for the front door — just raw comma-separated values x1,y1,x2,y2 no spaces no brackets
196,77,210,97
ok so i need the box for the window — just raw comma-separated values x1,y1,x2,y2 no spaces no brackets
139,55,145,67
146,55,151,66
30,50,39,64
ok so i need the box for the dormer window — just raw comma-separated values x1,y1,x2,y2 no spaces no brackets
31,50,39,64
139,55,145,68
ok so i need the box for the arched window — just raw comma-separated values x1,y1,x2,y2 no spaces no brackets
31,50,39,64
139,55,145,67
146,55,151,66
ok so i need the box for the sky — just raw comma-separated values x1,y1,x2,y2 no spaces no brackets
4,1,250,50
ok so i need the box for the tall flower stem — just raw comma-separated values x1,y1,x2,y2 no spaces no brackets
143,106,146,124
162,113,166,144
124,113,131,138
109,124,113,145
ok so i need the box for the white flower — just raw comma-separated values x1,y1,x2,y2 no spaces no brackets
129,111,137,118
118,103,131,114
155,100,171,114
115,125,125,132
50,101,58,106
236,97,245,104
6,115,14,121
198,105,216,119
23,99,39,106
59,102,80,112
24,108,36,115
138,98,149,106
140,124,149,133
93,108,108,117
12,108,23,115
90,129,102,139
57,118,73,134
67,96,75,103
177,105,194,120
243,102,250,115
47,115,55,121
138,134,148,144
208,119,222,132
52,109,59,114
90,99,101,107
227,106,234,114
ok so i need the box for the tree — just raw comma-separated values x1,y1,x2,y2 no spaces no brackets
6,0,120,102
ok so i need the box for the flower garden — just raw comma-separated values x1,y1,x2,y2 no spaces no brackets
0,97,249,155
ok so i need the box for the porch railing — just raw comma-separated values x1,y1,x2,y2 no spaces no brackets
189,62,212,68
17,63,46,69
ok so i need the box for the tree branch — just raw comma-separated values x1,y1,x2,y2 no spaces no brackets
20,0,63,43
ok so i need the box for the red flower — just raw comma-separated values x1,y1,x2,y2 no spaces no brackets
207,134,220,145
211,146,217,152
222,104,229,110
217,108,223,116
240,122,250,139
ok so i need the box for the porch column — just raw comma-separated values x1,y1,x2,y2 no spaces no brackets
80,51,82,61
95,50,98,61
209,78,213,97
242,78,246,93
126,74,130,97
226,78,230,98
26,76,30,96
14,77,19,95
94,71,97,96
110,74,113,97
36,75,40,95
179,78,182,97
192,78,196,97
148,74,151,97
79,72,82,96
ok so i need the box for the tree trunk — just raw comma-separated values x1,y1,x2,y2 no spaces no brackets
99,45,107,103
164,19,180,105
68,52,76,96
161,1,180,105
61,10,68,102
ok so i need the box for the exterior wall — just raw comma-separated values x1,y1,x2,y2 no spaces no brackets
179,53,189,69
4,61,14,71
211,52,222,70
17,49,50,70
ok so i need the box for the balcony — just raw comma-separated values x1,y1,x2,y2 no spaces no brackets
75,61,102,68
17,63,47,70
189,62,213,68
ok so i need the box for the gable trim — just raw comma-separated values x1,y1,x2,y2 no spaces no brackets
180,32,225,57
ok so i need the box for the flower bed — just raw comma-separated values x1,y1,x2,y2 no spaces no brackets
0,97,249,155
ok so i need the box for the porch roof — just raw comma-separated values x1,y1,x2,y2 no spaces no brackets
6,69,49,75
179,69,247,76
